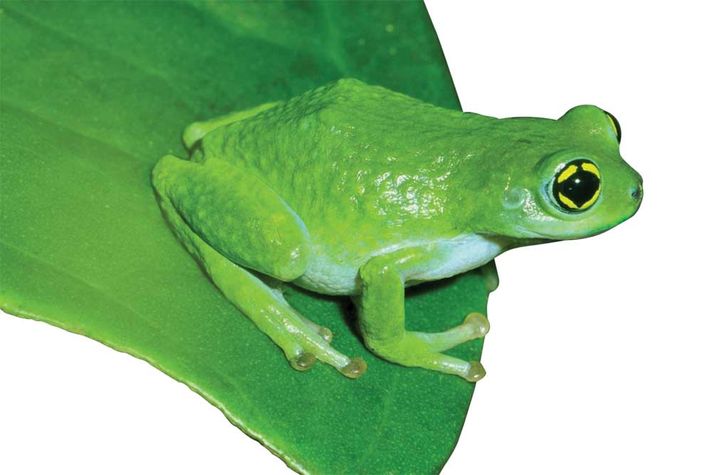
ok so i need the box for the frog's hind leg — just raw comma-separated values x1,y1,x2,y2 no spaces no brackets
192,244,362,377
152,155,365,378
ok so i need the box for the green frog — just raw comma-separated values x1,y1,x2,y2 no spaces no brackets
152,78,642,382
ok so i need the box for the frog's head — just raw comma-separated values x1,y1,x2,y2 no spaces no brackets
477,105,642,241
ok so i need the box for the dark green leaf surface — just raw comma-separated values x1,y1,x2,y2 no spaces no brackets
0,2,489,473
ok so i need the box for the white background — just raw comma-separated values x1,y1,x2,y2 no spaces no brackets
1,1,711,474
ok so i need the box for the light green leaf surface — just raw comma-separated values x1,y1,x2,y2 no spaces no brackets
0,2,489,473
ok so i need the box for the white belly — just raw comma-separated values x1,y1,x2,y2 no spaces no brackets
296,234,505,296
409,234,505,282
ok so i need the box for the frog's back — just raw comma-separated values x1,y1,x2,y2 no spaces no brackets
199,79,491,259
205,78,478,170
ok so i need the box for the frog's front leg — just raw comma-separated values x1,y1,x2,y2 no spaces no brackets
152,155,366,378
356,247,489,382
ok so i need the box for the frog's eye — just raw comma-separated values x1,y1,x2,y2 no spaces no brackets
552,159,601,212
604,110,622,143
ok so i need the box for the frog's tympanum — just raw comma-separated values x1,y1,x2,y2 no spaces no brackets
152,79,642,382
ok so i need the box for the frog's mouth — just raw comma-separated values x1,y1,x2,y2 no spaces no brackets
511,226,556,241
528,194,642,241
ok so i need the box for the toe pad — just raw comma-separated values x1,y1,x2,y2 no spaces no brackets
465,361,486,382
340,357,368,379
290,352,317,371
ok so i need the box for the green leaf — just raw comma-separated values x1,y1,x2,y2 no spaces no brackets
0,2,489,473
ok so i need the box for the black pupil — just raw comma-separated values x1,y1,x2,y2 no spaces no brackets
553,160,600,210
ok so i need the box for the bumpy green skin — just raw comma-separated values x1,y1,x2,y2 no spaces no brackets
152,78,642,381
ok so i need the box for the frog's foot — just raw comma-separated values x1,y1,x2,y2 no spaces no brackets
265,314,366,378
253,289,362,377
367,334,486,382
277,325,364,377
270,289,334,343
288,350,362,376
412,312,489,352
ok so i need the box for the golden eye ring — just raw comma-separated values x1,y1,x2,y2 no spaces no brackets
552,159,601,212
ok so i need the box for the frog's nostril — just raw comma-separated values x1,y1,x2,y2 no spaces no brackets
631,183,643,201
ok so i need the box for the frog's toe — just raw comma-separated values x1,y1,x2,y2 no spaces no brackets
339,357,368,379
317,325,333,343
411,312,490,353
464,312,490,338
289,352,317,372
296,315,333,343
465,360,486,382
